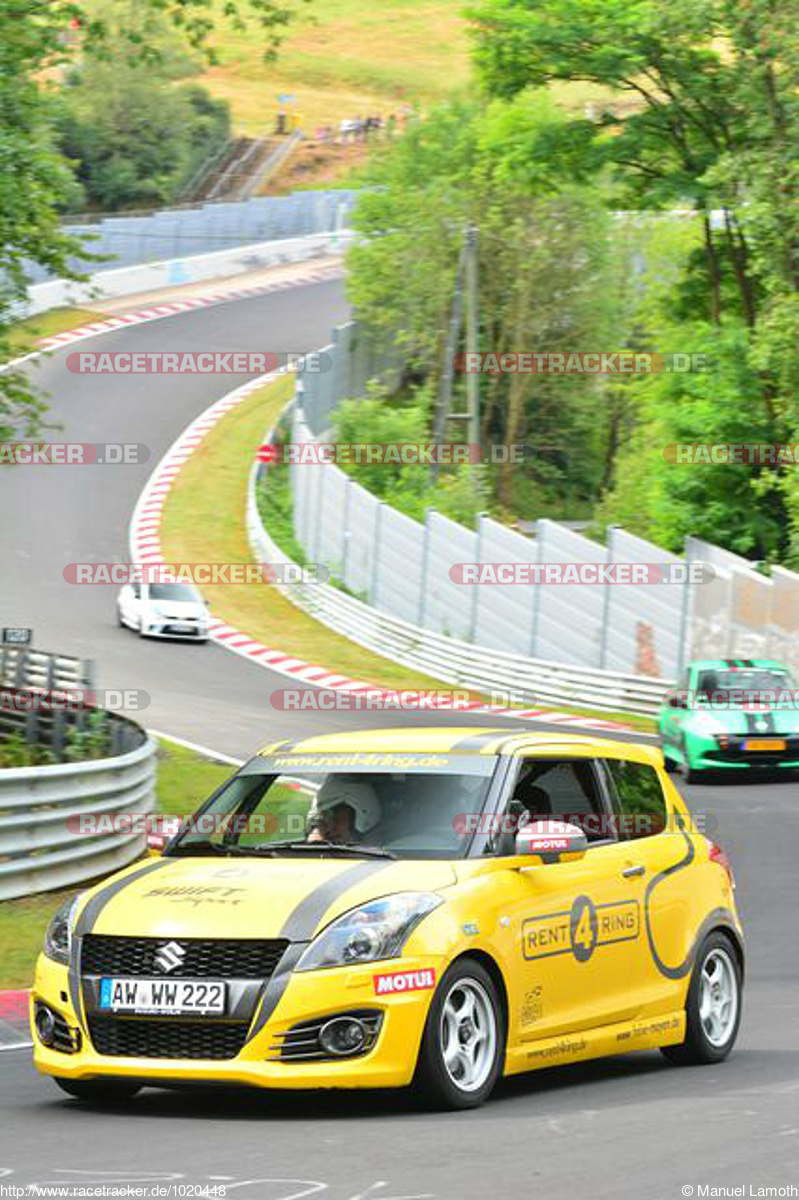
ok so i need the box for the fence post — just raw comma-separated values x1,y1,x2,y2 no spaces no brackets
417,509,434,629
312,465,326,564
599,525,616,669
370,502,385,607
530,521,545,656
469,513,485,643
341,478,353,586
678,535,695,672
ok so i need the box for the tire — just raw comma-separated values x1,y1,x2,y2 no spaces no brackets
412,958,504,1110
54,1077,141,1103
661,932,742,1066
117,607,126,628
661,743,679,773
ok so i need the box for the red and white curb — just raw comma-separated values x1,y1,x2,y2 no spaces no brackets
0,990,31,1051
1,265,345,374
128,373,632,733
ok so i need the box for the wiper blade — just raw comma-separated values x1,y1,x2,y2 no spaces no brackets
167,840,250,857
253,839,396,859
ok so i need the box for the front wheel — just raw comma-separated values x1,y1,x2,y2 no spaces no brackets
54,1077,141,1103
661,932,742,1065
412,958,504,1110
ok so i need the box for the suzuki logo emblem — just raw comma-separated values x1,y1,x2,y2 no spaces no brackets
153,941,185,974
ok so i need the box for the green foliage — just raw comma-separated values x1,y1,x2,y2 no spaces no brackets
347,92,619,519
332,383,489,524
0,732,55,769
63,710,113,762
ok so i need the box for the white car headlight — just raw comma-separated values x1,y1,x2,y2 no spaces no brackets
43,894,83,965
295,892,442,972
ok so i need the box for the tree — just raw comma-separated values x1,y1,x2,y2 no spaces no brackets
0,0,308,439
347,92,618,519
469,0,798,556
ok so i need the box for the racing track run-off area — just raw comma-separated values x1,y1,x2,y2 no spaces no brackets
1,271,798,1200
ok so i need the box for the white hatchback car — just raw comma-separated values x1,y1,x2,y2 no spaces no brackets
117,582,210,641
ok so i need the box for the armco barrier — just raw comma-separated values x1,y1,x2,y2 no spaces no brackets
247,446,672,717
0,718,157,900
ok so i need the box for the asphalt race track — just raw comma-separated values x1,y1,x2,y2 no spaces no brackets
1,280,798,1199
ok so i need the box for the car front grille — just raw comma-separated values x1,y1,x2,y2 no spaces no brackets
81,936,289,980
87,1016,248,1060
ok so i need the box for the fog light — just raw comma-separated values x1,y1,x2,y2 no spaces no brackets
318,1017,367,1057
35,1005,57,1047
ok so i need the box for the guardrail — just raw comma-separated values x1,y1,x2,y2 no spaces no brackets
0,718,157,900
247,442,672,718
0,646,92,693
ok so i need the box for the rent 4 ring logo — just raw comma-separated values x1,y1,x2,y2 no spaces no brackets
373,968,437,996
523,895,640,963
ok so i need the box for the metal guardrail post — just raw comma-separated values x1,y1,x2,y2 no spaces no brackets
370,502,385,608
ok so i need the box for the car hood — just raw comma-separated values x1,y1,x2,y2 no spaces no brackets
145,600,204,616
684,708,799,734
78,856,458,941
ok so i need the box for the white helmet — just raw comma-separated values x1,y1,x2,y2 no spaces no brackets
312,776,381,834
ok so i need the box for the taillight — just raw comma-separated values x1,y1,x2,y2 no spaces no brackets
706,838,735,887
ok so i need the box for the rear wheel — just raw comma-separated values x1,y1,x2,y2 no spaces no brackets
54,1077,141,1103
413,958,503,1110
661,932,742,1065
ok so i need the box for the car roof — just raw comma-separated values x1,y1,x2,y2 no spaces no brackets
688,658,787,670
257,726,661,765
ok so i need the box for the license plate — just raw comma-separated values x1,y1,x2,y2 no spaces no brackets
743,738,786,751
169,623,193,633
99,978,226,1015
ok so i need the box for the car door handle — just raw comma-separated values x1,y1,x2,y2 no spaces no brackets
622,864,646,878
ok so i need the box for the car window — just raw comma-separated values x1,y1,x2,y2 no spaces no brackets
604,759,668,840
490,758,610,854
168,760,497,860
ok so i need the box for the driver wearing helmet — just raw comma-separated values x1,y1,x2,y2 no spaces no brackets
306,775,382,844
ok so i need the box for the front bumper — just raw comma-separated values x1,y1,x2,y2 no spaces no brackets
687,731,799,770
142,622,209,640
31,952,442,1090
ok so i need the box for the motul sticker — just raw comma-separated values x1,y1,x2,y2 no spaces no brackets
373,968,437,996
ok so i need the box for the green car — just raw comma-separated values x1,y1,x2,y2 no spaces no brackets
658,658,799,782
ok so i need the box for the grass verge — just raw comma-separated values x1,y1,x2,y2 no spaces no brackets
9,307,106,357
0,738,235,990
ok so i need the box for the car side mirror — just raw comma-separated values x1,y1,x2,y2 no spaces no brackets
147,831,166,857
514,819,587,866
668,694,688,709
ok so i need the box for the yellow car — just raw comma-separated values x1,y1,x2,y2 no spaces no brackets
32,727,744,1109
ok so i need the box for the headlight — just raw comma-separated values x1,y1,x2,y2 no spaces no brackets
295,892,442,972
43,895,83,965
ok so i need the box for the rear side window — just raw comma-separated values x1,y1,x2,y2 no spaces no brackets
605,760,668,840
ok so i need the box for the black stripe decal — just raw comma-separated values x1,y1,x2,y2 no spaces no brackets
69,859,172,1032
643,816,696,979
245,859,392,1044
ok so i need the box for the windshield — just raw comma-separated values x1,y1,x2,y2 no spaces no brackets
168,753,497,860
696,667,795,703
148,583,202,602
